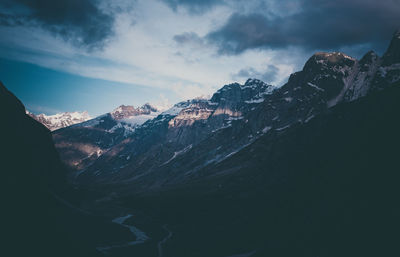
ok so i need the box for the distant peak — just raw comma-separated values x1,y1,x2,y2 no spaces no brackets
111,103,158,120
303,51,356,73
360,50,379,65
313,52,356,62
140,103,158,112
363,50,378,57
27,110,91,131
382,29,400,66
244,78,262,85
243,78,272,86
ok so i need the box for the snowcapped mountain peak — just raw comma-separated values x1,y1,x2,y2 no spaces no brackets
209,79,275,107
161,99,207,117
303,52,356,75
111,103,159,120
242,78,275,91
306,52,356,69
111,105,135,119
37,111,90,120
214,82,241,93
140,103,158,113
244,78,267,86
27,110,91,131
315,52,355,60
212,79,274,96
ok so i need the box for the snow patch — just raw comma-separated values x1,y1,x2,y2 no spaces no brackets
262,126,272,133
245,98,265,104
226,116,244,121
107,122,136,137
121,112,160,126
304,115,315,123
161,106,184,116
307,82,325,92
211,124,232,133
275,125,291,131
328,62,359,107
162,144,193,165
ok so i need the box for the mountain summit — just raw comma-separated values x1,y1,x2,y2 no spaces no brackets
110,103,158,120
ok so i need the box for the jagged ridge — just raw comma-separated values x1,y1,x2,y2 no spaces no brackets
55,31,400,190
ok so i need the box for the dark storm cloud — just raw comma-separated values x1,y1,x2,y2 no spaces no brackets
161,0,223,14
206,0,400,55
0,0,115,50
233,64,279,83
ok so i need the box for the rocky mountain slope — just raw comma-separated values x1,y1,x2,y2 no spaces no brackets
63,30,400,191
27,110,91,131
52,103,159,176
120,81,400,257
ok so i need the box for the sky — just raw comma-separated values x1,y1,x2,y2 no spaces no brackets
0,0,399,116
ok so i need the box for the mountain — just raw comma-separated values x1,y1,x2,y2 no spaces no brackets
120,81,400,257
26,102,158,132
3,30,400,257
65,31,400,257
52,103,159,176
27,110,91,131
0,82,140,257
66,31,400,191
54,80,275,178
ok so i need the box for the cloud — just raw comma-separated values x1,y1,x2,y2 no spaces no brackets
173,31,206,48
161,0,224,14
206,0,400,55
232,64,279,84
0,0,116,50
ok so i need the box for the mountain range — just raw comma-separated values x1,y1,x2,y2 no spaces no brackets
51,30,400,193
27,102,160,131
2,30,400,257
27,110,91,131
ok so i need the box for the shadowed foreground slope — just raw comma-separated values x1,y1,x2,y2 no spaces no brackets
0,82,135,257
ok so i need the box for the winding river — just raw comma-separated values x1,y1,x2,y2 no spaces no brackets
157,224,173,257
96,214,150,253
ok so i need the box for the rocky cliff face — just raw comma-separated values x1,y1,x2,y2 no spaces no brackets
110,103,158,120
